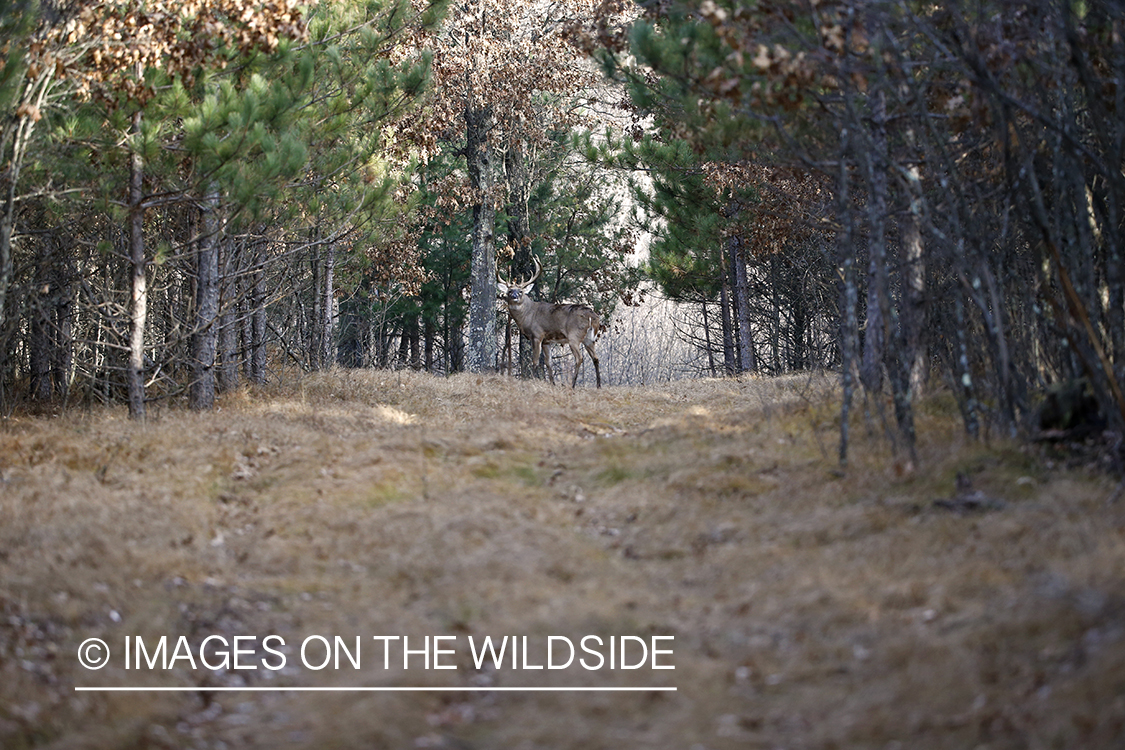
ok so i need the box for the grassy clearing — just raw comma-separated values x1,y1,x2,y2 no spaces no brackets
1,370,1123,749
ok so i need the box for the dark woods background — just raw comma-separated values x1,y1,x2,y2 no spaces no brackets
2,0,1123,465
587,0,1125,462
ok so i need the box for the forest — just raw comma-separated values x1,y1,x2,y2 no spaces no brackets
0,0,1121,464
4,3,1125,748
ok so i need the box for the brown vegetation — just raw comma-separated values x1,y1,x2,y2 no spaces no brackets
1,371,1123,748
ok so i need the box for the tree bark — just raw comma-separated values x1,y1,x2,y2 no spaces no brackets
126,109,148,420
408,314,420,369
217,239,239,392
249,240,268,384
465,103,497,373
190,188,220,410
836,120,860,467
310,239,322,369
29,283,51,402
840,242,860,466
424,315,435,372
52,235,74,400
701,300,716,377
310,240,336,369
902,166,926,398
952,287,980,438
0,80,50,364
505,141,534,377
731,236,757,374
719,245,735,376
770,253,781,373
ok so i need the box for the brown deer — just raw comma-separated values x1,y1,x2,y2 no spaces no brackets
497,258,602,388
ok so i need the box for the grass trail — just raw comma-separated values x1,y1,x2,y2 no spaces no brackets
1,370,1123,749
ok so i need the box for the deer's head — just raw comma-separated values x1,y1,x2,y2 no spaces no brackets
497,257,542,308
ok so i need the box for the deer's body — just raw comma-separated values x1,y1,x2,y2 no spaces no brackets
498,259,602,388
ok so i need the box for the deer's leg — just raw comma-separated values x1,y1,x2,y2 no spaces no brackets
569,339,584,388
530,337,543,382
584,339,601,388
541,341,555,385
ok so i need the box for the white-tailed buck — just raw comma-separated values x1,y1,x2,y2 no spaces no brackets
497,258,602,388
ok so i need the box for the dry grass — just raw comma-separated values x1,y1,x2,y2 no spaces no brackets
1,369,1124,749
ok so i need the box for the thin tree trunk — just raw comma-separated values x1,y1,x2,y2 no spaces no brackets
0,93,46,353
407,315,419,370
860,245,886,395
505,141,534,377
719,246,735,376
321,241,335,368
250,240,267,384
701,300,716,377
465,103,497,373
310,238,322,370
29,285,50,402
396,321,409,367
28,231,55,401
953,287,980,438
424,315,435,372
126,109,147,420
190,188,220,410
240,273,252,380
218,312,239,391
217,238,239,392
731,236,757,374
770,253,781,373
869,88,916,457
902,166,927,398
53,236,74,400
835,107,859,466
840,246,860,467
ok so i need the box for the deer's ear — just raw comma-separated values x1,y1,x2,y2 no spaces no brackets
526,283,535,295
497,281,509,294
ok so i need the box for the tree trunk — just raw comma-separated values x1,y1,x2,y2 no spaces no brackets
310,240,322,369
840,243,860,466
953,287,980,438
190,188,220,410
791,286,807,370
731,237,757,374
0,101,45,360
52,236,74,400
217,239,239,392
902,166,926,398
126,109,148,420
217,312,239,391
505,141,535,377
860,257,886,398
867,88,916,457
408,314,420,369
321,241,335,368
424,315,435,372
249,240,268,384
701,300,716,377
449,312,465,373
240,275,252,380
719,245,735,376
770,253,781,373
29,285,51,402
465,103,497,373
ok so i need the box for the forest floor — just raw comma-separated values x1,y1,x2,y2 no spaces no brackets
1,369,1124,750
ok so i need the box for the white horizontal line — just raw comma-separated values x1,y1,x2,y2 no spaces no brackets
75,686,677,692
